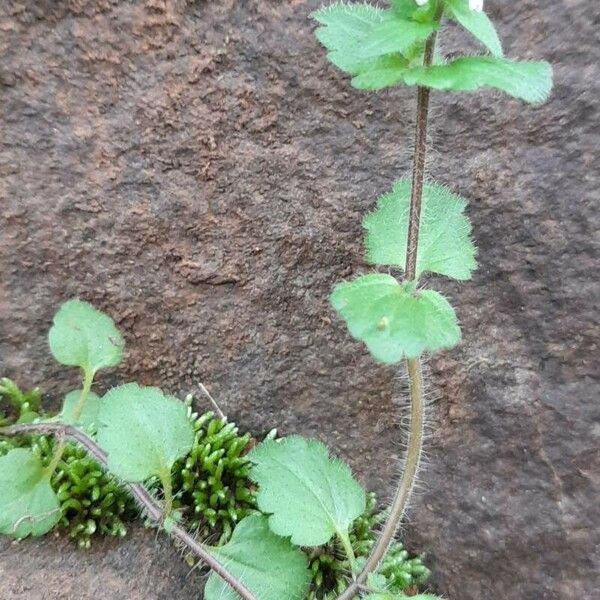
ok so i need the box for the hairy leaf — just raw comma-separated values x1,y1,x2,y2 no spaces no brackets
204,514,310,600
48,299,124,375
249,436,366,546
403,56,553,103
312,3,433,83
59,389,102,431
445,0,503,57
363,179,477,280
97,383,194,482
331,274,461,362
0,448,61,538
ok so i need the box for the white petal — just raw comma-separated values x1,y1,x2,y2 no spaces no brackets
469,0,484,11
415,0,429,6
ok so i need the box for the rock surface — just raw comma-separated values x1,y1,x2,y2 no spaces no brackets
0,1,598,599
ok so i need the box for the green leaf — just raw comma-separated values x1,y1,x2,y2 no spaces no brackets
96,383,194,482
312,3,434,82
445,0,503,57
59,389,102,430
249,436,366,547
357,19,438,61
0,448,61,538
363,179,477,280
48,299,124,375
403,56,553,103
204,514,310,600
351,55,409,90
331,274,461,362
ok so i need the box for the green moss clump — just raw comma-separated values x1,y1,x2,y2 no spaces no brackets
307,492,431,599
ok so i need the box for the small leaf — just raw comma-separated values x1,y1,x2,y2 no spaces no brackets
331,274,461,363
0,448,61,538
59,389,102,431
204,514,310,600
48,299,124,375
312,3,433,84
357,19,437,61
350,55,409,90
96,383,194,482
363,179,477,280
403,56,553,103
249,436,366,547
445,0,503,57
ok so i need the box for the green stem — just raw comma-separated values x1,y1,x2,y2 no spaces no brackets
159,465,174,519
335,9,442,599
73,369,94,421
44,368,93,480
338,530,358,575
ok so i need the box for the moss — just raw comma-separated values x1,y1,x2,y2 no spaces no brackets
0,379,431,595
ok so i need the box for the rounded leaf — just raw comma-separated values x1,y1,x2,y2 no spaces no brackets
48,299,124,374
96,383,194,482
0,448,61,538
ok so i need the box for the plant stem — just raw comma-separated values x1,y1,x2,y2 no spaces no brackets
335,13,441,600
1,422,258,600
338,530,358,575
43,369,94,480
159,465,174,518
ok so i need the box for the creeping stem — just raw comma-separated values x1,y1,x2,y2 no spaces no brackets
336,14,441,600
1,422,258,600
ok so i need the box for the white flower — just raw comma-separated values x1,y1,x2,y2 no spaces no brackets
415,0,484,10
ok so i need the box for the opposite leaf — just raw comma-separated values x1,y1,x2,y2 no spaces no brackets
59,389,102,431
445,0,503,57
204,514,310,600
331,274,461,363
363,179,477,281
0,448,61,538
96,383,194,482
403,56,553,103
48,299,124,375
249,436,366,547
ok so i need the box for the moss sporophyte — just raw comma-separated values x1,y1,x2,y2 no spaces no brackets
0,2,551,599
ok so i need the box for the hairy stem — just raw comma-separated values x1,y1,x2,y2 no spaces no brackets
1,422,258,600
335,15,441,600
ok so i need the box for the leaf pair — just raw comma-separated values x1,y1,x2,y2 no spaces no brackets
312,2,552,103
331,180,474,363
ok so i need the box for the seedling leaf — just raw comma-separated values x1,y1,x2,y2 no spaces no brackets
403,56,553,103
0,448,61,538
363,179,477,280
204,514,310,600
48,299,124,375
445,0,503,57
331,274,461,362
249,436,366,547
96,383,194,482
59,389,102,431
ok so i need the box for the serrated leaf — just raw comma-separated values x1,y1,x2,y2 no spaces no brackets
48,299,124,375
96,383,194,482
403,56,553,103
59,389,102,430
363,179,477,280
204,514,310,600
312,3,433,82
249,436,366,547
357,19,437,60
331,274,461,362
445,0,503,57
0,448,61,538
